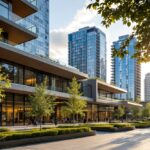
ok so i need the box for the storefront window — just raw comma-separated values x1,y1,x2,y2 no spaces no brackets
25,97,32,125
14,95,24,125
6,94,13,126
1,98,6,126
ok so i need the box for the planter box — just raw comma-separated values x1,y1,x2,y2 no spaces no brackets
0,131,95,149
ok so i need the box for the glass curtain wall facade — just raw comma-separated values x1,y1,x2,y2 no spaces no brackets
23,0,49,57
0,59,70,93
111,35,141,101
0,59,70,126
69,27,106,81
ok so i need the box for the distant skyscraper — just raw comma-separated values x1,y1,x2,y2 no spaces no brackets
111,35,141,101
68,27,106,81
24,0,49,57
144,73,150,101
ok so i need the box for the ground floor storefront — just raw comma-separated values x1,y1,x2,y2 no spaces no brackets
0,93,115,126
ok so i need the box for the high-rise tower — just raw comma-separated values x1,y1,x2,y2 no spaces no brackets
111,35,141,101
68,27,106,81
144,73,150,101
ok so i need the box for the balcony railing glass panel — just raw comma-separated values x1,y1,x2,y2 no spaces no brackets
0,6,37,34
26,0,37,6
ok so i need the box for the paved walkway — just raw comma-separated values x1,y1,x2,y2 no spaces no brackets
4,128,150,150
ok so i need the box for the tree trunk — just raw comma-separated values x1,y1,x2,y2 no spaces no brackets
77,114,79,123
40,117,42,131
72,113,75,124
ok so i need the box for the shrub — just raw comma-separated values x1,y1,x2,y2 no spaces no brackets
0,127,91,142
0,128,11,132
91,126,116,132
133,122,150,128
57,127,91,135
89,123,135,132
112,123,132,128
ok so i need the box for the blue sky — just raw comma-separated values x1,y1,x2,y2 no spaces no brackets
50,0,150,100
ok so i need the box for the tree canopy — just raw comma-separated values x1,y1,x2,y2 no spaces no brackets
0,66,11,102
142,102,150,118
30,78,56,129
88,0,150,62
61,77,87,122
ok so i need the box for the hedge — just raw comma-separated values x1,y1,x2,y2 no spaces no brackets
0,128,11,132
0,127,91,142
133,122,150,128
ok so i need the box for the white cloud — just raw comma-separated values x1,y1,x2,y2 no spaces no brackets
50,2,99,64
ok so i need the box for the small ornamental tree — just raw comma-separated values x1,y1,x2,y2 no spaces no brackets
30,78,56,130
62,77,87,123
0,66,11,102
113,106,125,120
142,102,150,118
132,107,142,120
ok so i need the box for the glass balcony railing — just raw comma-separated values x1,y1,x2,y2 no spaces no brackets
0,8,37,34
98,96,121,102
26,0,37,7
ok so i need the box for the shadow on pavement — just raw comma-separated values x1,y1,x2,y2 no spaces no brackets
94,130,150,150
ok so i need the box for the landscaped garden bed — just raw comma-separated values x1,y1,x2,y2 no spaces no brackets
58,123,135,132
0,127,95,149
132,121,150,128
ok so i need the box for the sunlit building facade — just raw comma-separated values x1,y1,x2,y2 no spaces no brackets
111,35,141,101
0,2,141,126
68,27,106,81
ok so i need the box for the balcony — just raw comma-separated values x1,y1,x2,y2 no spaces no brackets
97,96,122,105
0,10,37,44
10,0,38,18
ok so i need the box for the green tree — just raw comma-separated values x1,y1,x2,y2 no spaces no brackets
135,96,141,104
88,0,150,62
0,66,11,102
113,106,125,120
62,77,87,123
142,102,150,118
132,107,142,119
29,78,56,130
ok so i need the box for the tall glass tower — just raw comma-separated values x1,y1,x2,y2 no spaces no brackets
144,73,150,101
68,27,106,81
111,35,141,101
23,0,49,57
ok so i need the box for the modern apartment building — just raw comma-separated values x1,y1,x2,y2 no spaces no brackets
24,0,49,57
144,73,150,101
0,2,141,126
68,27,106,81
111,35,141,101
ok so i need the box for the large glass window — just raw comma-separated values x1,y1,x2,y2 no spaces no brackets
1,97,6,126
1,63,14,82
14,66,23,84
0,60,71,93
55,77,63,92
6,94,13,126
24,69,36,86
14,95,24,125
